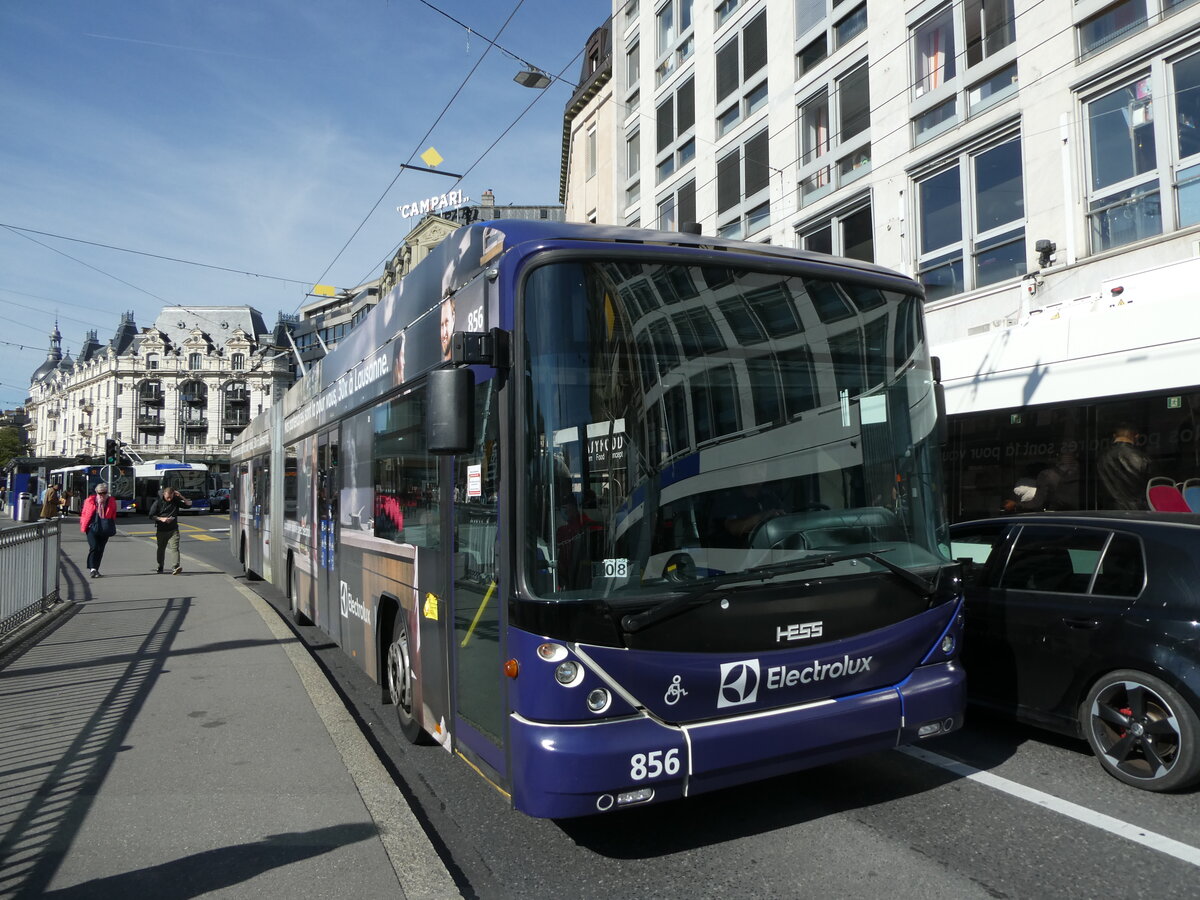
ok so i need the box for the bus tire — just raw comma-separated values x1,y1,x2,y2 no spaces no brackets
387,616,430,745
240,535,259,582
288,560,311,625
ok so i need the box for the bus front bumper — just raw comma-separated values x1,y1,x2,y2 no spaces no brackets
509,660,964,818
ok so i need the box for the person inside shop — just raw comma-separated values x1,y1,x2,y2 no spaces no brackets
79,482,118,578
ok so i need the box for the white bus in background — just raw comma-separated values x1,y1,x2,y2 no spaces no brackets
49,464,137,515
131,461,211,513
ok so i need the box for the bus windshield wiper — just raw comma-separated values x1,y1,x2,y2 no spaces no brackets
619,549,935,634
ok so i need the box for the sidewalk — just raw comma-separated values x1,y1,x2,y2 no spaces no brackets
0,524,458,899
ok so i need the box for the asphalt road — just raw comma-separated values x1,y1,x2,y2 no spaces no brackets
182,517,1200,899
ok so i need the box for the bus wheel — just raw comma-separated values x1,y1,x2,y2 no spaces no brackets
387,618,429,745
240,536,259,581
288,562,311,625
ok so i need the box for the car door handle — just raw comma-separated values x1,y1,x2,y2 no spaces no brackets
1062,617,1100,629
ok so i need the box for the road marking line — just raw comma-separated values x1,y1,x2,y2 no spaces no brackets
900,746,1200,868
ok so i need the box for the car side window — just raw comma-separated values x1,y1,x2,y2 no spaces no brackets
1000,525,1107,594
1091,533,1145,597
950,524,1008,587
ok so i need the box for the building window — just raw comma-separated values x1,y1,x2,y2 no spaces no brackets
799,199,875,262
1087,76,1160,250
715,8,766,105
232,353,245,370
188,352,202,369
626,38,641,100
657,179,696,230
914,6,955,97
1078,1,1147,60
655,0,695,85
146,353,159,370
716,0,742,25
626,130,642,207
1176,49,1200,227
1081,50,1200,249
799,60,871,205
717,128,771,239
910,1,1018,145
795,1,866,68
833,3,867,49
587,125,598,180
966,0,1017,66
655,75,695,183
916,135,1026,301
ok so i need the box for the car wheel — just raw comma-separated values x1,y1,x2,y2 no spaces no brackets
1081,670,1200,792
386,616,430,745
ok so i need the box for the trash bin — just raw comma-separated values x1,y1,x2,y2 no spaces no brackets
16,491,35,522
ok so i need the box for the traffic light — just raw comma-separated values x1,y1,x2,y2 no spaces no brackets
104,438,119,466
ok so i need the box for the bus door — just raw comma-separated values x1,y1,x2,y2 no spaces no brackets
317,428,341,644
449,376,505,773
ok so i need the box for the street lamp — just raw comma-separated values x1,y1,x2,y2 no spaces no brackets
513,66,552,89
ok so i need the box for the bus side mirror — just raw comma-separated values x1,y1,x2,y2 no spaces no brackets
427,367,474,455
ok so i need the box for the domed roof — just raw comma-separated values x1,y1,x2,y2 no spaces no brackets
30,322,63,383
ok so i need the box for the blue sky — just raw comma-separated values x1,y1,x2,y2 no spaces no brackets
0,0,609,408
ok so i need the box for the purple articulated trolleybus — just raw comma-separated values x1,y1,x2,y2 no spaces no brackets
231,220,965,818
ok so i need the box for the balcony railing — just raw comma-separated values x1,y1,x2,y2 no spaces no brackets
137,415,165,429
181,393,207,406
139,393,164,407
182,418,208,429
225,390,250,404
222,413,251,428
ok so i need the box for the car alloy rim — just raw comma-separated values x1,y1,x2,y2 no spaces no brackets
388,630,413,714
1089,680,1181,781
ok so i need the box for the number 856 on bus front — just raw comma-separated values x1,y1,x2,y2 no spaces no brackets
629,748,681,781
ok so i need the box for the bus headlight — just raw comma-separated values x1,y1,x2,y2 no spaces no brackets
555,661,583,686
537,642,568,662
586,688,611,713
941,635,955,654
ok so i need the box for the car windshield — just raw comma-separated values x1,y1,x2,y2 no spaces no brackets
521,257,951,602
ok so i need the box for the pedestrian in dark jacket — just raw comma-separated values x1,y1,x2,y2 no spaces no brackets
1097,423,1153,510
148,485,191,574
79,483,118,577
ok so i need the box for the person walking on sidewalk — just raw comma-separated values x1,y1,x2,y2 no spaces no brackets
40,483,61,519
148,485,192,574
79,482,118,578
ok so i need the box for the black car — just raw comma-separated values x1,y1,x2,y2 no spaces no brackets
950,511,1200,792
208,488,231,513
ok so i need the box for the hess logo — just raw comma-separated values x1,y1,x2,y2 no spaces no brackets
717,659,761,708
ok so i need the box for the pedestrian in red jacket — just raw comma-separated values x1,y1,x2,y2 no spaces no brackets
80,483,118,578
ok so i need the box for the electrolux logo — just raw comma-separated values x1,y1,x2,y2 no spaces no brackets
717,660,761,708
716,653,873,708
339,580,373,627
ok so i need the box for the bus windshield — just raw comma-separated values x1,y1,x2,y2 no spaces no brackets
521,258,950,602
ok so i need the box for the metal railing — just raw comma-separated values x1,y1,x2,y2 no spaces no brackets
0,520,62,639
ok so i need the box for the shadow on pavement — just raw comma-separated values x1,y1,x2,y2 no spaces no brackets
38,823,378,900
0,597,188,897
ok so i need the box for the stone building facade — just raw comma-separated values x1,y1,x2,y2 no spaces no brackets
25,306,293,473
